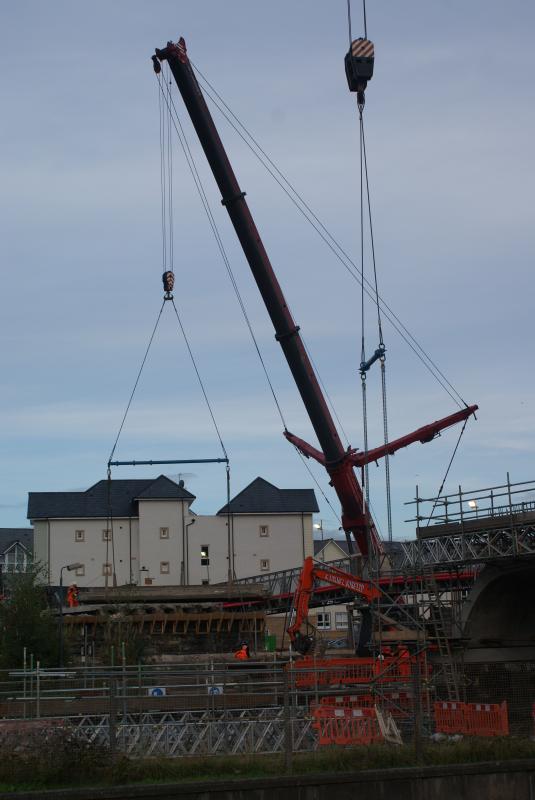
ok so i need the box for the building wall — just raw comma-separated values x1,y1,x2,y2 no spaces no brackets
315,541,347,562
232,513,313,579
137,499,191,585
42,517,138,586
34,507,315,587
33,520,49,580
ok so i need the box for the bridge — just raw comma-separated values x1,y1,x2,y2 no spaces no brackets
231,476,535,663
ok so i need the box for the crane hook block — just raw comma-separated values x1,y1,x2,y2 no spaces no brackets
345,38,374,98
162,270,175,294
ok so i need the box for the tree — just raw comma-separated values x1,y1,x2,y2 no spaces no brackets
0,564,60,669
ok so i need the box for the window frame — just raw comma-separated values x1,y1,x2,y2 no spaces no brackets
102,529,112,542
160,561,170,575
102,562,112,577
75,529,85,543
335,611,348,630
260,558,270,571
159,527,170,540
200,545,210,566
259,524,269,537
316,611,331,630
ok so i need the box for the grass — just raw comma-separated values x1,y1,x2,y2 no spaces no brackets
0,737,535,792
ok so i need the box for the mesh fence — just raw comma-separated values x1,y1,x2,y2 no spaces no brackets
0,658,533,756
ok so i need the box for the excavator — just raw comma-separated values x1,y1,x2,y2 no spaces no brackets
152,36,477,562
287,556,381,656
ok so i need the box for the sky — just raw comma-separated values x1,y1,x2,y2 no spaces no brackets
1,1,534,541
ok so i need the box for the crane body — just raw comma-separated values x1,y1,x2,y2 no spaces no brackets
153,37,477,559
287,556,381,655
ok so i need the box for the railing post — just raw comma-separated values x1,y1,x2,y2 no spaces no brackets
109,678,117,758
35,660,40,719
459,486,466,561
282,669,293,773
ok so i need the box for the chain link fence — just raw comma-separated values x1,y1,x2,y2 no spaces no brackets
0,658,533,757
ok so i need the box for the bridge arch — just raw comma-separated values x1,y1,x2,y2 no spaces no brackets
461,559,535,661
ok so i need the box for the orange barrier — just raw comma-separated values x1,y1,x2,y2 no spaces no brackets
434,701,466,735
317,690,413,717
312,705,382,746
292,655,428,689
464,701,509,737
434,700,509,737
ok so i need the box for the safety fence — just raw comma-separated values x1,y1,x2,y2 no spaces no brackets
434,700,509,737
0,659,533,757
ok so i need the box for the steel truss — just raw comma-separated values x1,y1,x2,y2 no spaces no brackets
71,707,316,756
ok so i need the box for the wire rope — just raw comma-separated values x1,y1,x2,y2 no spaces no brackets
170,297,228,460
157,75,354,520
189,63,468,409
158,85,167,271
425,417,470,527
156,74,288,431
108,299,166,465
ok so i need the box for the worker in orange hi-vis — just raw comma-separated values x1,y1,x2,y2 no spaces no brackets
234,642,250,661
66,583,79,608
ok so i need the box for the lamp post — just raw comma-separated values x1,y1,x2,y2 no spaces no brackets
59,563,83,668
313,520,326,633
184,518,195,585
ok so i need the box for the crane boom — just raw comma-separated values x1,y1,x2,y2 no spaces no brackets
287,556,381,654
153,37,478,558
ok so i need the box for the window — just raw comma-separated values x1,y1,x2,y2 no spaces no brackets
102,563,112,576
201,545,209,566
102,529,112,542
201,579,209,586
75,530,85,543
335,611,348,630
160,561,170,574
260,558,270,571
75,564,85,577
259,524,269,537
160,527,169,539
317,612,331,630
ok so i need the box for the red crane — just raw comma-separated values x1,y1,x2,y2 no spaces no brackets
287,556,381,655
152,38,477,557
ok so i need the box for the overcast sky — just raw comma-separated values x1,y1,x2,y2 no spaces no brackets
1,1,534,540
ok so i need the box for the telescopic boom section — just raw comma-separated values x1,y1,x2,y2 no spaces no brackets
154,37,380,555
153,38,478,557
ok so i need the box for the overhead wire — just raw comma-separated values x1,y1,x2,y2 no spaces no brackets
156,73,288,432
170,297,228,460
108,298,166,465
157,73,347,517
189,62,468,409
425,416,470,527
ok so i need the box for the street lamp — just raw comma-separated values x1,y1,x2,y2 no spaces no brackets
313,521,327,633
59,562,83,668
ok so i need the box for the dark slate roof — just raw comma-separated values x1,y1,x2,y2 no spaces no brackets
0,528,33,555
314,538,349,556
28,476,195,520
135,475,195,501
217,477,318,515
314,538,404,556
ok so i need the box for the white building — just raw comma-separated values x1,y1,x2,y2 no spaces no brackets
28,475,317,587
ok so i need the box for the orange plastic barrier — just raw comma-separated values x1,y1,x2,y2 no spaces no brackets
464,701,509,737
292,655,428,689
318,691,412,715
434,700,509,737
434,701,466,735
312,705,382,746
